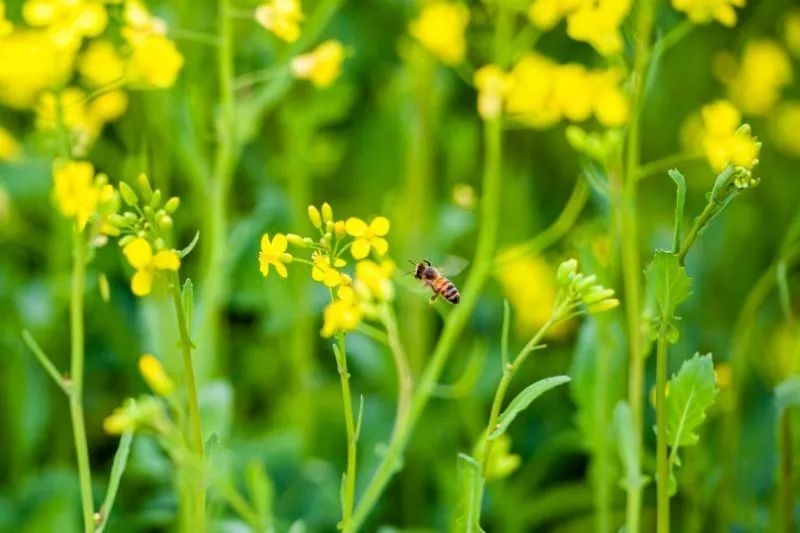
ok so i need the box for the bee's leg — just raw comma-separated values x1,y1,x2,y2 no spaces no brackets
429,293,438,305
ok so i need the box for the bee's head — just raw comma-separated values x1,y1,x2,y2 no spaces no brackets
408,259,428,279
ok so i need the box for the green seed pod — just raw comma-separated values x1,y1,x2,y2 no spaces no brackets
119,182,138,206
165,197,180,213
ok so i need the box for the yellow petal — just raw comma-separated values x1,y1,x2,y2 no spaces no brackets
139,354,174,396
370,216,390,236
351,238,371,259
372,237,389,256
322,269,341,287
334,258,346,267
123,238,153,269
260,233,273,252
153,250,180,271
259,255,272,277
274,262,288,278
272,233,288,253
131,269,153,296
345,217,367,237
311,266,324,281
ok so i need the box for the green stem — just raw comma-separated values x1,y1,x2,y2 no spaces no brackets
780,405,796,533
623,3,655,531
334,335,357,529
380,305,413,438
677,201,717,265
635,153,702,181
656,328,670,533
69,233,94,533
170,274,205,531
347,114,503,533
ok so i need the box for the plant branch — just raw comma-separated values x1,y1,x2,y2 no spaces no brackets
332,338,357,529
22,329,70,395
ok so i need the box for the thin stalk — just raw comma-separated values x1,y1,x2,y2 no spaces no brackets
347,114,504,533
623,2,655,531
69,233,94,533
779,405,796,533
334,335,357,529
655,328,670,533
678,201,717,265
635,153,702,181
169,275,205,530
380,304,413,437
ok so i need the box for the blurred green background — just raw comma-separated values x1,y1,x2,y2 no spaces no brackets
2,0,800,531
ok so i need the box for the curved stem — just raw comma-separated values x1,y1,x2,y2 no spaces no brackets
380,304,413,438
333,335,357,529
677,201,717,265
170,274,206,531
69,233,94,533
655,329,670,533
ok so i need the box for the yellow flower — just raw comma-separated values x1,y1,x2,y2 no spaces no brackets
527,0,584,30
714,362,732,389
483,433,521,481
672,0,746,27
592,70,629,127
321,285,362,337
103,404,136,434
0,28,75,109
23,0,108,50
0,127,20,161
291,40,345,88
771,101,800,156
409,2,469,66
52,159,100,231
312,251,346,287
259,233,292,278
139,354,174,396
78,40,125,87
103,396,166,435
474,65,510,120
566,0,630,57
354,259,395,301
786,10,800,58
128,34,184,88
121,0,167,44
0,2,12,36
345,216,390,259
717,40,792,116
88,90,128,123
123,237,181,296
255,0,303,42
696,100,760,172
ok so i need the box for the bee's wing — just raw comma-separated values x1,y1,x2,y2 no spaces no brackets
438,255,469,277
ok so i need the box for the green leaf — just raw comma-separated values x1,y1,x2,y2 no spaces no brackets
245,461,274,531
666,353,718,448
668,169,686,254
182,278,194,331
614,401,648,492
456,453,485,533
775,376,800,410
489,375,571,440
180,230,200,258
95,430,134,533
644,251,691,341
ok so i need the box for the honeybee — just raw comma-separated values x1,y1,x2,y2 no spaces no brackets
410,259,461,304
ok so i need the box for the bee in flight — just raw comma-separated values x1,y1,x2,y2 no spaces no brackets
409,259,461,304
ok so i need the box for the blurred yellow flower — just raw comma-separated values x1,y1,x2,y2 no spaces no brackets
483,433,521,480
78,40,126,87
259,233,292,278
716,40,792,116
0,127,20,161
0,29,75,109
128,34,184,88
311,251,346,287
474,65,510,120
321,285,362,337
103,404,135,434
123,237,181,296
52,159,100,231
409,1,469,66
88,90,128,122
528,0,583,30
695,100,760,172
291,40,345,88
255,0,303,42
714,362,732,389
355,259,395,302
0,2,12,35
345,216,390,259
786,10,800,57
23,0,107,49
566,0,630,56
770,101,800,156
121,0,167,44
672,0,745,27
139,354,174,396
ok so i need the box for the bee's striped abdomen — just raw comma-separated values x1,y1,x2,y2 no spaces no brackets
435,276,460,304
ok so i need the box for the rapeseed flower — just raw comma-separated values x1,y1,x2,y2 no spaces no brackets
786,10,800,57
566,0,630,57
715,40,792,116
123,237,181,296
354,259,395,302
291,40,345,88
121,0,167,43
255,0,303,42
0,2,12,35
103,396,167,435
259,233,293,278
78,40,126,87
0,127,20,161
409,1,469,66
311,251,346,287
695,100,760,172
528,0,584,30
770,101,800,156
23,0,107,50
52,159,104,231
345,216,390,259
139,354,174,396
474,65,510,120
128,33,184,88
672,0,746,27
321,285,362,337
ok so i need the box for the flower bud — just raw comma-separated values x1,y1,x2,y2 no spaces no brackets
165,196,180,213
109,213,127,227
326,220,335,234
119,235,134,247
556,259,578,286
153,237,166,250
99,273,110,303
143,205,154,218
334,221,346,239
119,182,138,206
123,211,138,223
158,215,173,231
139,354,174,396
583,287,615,305
321,202,333,223
286,233,307,246
587,298,619,314
575,274,597,292
137,173,153,200
150,189,162,208
565,125,587,151
308,205,322,228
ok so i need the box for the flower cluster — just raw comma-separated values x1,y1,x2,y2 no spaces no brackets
672,0,746,27
715,40,792,116
685,100,761,173
291,40,346,88
0,0,184,155
474,53,628,127
255,0,303,42
529,0,631,56
108,173,185,297
771,101,800,156
258,202,395,337
553,258,619,318
52,159,119,236
409,1,470,66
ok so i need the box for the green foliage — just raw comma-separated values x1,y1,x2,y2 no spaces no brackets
488,376,571,440
775,376,800,410
456,453,484,533
644,250,692,342
667,169,686,253
666,353,718,450
95,430,133,533
614,402,647,492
